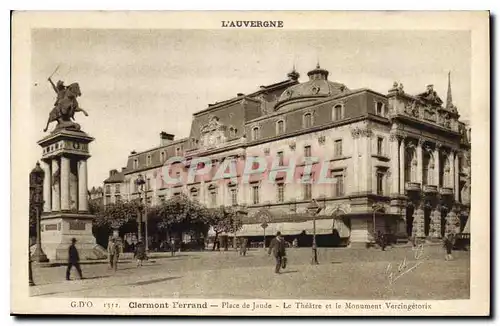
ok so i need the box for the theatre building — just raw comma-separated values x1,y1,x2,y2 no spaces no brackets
103,64,471,247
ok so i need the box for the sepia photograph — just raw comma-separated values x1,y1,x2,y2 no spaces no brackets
10,11,489,316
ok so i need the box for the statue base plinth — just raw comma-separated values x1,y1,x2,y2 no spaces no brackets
37,212,107,261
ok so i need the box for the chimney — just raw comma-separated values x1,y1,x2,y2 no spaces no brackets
237,93,245,97
109,169,118,177
121,167,127,172
131,150,137,155
160,131,175,146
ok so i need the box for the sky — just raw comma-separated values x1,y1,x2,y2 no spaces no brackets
30,29,471,188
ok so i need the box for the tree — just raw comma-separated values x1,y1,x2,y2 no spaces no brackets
92,200,142,229
208,206,243,251
150,193,211,241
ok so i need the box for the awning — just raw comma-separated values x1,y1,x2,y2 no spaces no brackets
236,224,265,237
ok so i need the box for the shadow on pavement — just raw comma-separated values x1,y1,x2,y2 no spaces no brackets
127,276,181,286
280,270,298,274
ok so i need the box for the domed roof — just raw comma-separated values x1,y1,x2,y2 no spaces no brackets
277,64,348,104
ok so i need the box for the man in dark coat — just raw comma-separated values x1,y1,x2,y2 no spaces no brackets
239,237,248,256
66,238,83,280
268,232,287,274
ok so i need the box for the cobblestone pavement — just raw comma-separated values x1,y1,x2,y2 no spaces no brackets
30,246,470,300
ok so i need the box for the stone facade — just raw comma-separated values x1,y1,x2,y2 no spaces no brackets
103,65,471,245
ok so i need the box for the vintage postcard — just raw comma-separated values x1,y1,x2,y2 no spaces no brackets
11,11,490,316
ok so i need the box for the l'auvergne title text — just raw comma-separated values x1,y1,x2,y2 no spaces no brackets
221,20,284,28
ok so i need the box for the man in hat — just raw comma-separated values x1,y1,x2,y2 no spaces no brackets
66,238,83,280
268,232,287,274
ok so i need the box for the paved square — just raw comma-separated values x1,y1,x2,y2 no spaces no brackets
30,246,470,300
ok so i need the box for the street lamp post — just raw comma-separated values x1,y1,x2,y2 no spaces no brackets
135,174,146,244
261,222,268,250
30,162,48,263
307,199,321,265
28,246,34,286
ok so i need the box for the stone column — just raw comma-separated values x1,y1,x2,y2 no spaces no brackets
445,210,459,235
60,156,70,211
51,159,60,211
390,134,399,195
450,150,455,193
412,202,425,238
431,206,442,238
454,151,460,202
434,143,441,186
365,130,373,193
41,161,51,213
416,139,423,185
351,129,360,193
78,160,88,212
399,137,406,195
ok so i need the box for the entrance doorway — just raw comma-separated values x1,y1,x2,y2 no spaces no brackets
406,205,415,237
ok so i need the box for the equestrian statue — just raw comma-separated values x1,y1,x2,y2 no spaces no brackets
43,76,89,133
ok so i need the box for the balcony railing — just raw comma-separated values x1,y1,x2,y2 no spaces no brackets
423,185,438,193
439,187,454,196
405,182,421,192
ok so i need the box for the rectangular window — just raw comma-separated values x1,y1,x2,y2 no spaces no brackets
277,120,284,135
161,151,165,163
146,155,152,166
159,195,166,203
146,197,152,205
133,159,139,169
304,145,312,158
146,178,151,191
115,195,121,202
230,188,238,206
376,172,384,195
277,183,285,203
105,185,111,194
331,170,344,197
252,127,260,140
173,192,181,197
376,102,384,116
304,183,312,200
333,105,343,121
252,184,260,205
175,147,181,156
334,140,343,157
210,190,217,207
115,184,120,193
303,113,312,128
377,137,384,156
133,181,138,193
277,151,284,166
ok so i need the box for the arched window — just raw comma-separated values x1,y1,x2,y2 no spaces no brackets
228,126,237,138
423,151,433,186
404,146,416,183
276,120,285,135
333,104,343,121
252,126,260,140
303,113,313,128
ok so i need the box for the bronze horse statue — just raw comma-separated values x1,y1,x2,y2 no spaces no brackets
43,79,89,132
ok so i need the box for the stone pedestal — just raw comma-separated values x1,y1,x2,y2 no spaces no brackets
412,208,425,238
40,213,106,260
431,209,442,238
36,129,106,261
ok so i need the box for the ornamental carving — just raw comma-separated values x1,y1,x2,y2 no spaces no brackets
318,135,326,145
264,148,270,155
311,84,321,94
199,116,227,148
288,142,296,151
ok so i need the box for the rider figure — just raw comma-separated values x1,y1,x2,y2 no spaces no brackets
48,77,67,109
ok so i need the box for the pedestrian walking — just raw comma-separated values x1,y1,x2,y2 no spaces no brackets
66,238,83,281
268,232,287,274
170,238,175,257
239,237,248,256
134,241,147,267
108,237,120,271
444,233,454,261
377,231,387,251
